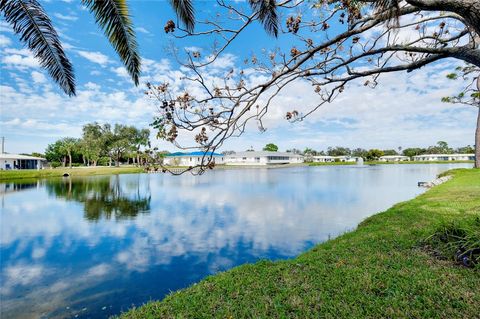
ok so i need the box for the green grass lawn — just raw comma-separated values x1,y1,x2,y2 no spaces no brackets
118,169,480,319
0,166,143,181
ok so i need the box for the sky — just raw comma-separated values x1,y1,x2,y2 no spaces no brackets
0,0,476,154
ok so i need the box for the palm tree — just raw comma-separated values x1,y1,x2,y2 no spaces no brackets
0,0,279,96
59,137,79,168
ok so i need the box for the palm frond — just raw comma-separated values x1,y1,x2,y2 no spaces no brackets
169,0,195,33
249,0,278,37
82,0,141,85
0,0,75,95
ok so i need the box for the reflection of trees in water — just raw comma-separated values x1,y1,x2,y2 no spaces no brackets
45,175,151,221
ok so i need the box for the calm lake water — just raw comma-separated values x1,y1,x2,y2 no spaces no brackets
0,164,472,318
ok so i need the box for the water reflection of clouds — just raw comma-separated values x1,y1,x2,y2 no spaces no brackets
0,164,472,318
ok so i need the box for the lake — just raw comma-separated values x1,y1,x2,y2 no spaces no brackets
0,164,472,318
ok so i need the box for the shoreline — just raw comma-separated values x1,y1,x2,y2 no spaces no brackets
0,161,474,182
117,168,480,318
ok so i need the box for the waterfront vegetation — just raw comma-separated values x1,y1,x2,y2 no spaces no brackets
0,166,143,181
118,169,479,318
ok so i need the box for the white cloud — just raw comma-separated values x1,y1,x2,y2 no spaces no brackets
0,21,13,33
31,71,47,84
1,53,39,69
135,27,150,34
0,51,475,155
77,50,111,66
111,66,129,79
84,82,101,90
0,34,11,47
53,13,78,21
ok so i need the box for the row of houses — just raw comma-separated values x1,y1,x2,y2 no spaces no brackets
0,151,475,170
164,152,476,166
377,154,476,162
163,151,305,166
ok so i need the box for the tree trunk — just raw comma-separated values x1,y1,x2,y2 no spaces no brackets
475,75,480,169
68,152,72,168
62,156,66,167
475,106,480,168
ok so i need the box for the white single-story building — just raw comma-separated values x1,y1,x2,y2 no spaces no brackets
0,153,46,170
413,154,475,161
312,155,361,163
378,155,410,162
163,152,225,166
312,155,335,163
225,151,304,165
333,156,359,163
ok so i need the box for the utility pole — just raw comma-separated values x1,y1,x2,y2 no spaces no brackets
1,137,4,154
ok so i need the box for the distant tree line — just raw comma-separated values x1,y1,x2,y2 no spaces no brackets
42,123,161,168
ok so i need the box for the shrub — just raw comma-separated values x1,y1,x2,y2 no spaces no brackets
50,161,62,168
424,217,480,269
98,157,111,166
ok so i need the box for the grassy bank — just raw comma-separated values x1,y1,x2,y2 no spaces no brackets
119,169,480,319
0,166,143,181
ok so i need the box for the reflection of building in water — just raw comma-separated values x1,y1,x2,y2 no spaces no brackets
45,176,151,221
0,181,40,194
0,153,47,170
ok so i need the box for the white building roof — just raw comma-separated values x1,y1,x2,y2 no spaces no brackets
380,155,409,158
414,153,474,157
227,151,304,158
0,153,46,160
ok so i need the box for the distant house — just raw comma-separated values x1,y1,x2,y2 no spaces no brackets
313,155,359,163
163,152,225,166
379,155,410,162
413,154,475,161
332,156,359,163
225,151,304,165
312,155,335,163
0,153,46,170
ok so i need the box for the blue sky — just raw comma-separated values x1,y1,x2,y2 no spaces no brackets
0,1,476,154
